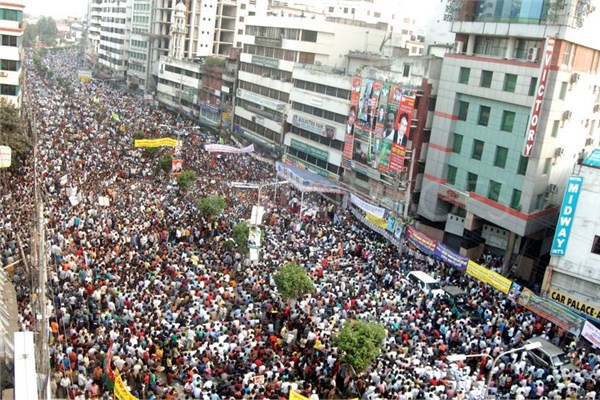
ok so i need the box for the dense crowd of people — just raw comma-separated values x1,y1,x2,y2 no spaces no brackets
1,47,599,400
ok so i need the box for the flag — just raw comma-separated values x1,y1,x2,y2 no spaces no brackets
289,391,309,400
105,343,114,380
114,369,139,400
209,154,216,168
111,111,120,122
379,31,392,53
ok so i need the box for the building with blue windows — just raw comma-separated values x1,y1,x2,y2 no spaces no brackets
418,0,600,284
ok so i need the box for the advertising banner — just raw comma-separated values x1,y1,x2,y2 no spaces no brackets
550,175,583,256
548,287,600,320
374,84,391,137
350,193,385,218
518,288,585,335
466,260,511,294
582,321,600,348
365,212,388,229
357,79,374,129
343,77,362,169
405,226,437,255
204,144,255,154
434,243,468,272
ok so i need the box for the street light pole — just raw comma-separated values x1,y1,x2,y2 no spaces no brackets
447,341,541,399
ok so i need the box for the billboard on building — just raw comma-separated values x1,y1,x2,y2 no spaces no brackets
342,77,361,169
523,36,556,157
550,175,583,256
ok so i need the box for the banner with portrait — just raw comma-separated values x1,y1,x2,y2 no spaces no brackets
374,84,390,138
343,77,362,169
357,79,374,129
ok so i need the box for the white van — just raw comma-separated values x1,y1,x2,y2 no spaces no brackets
406,271,445,297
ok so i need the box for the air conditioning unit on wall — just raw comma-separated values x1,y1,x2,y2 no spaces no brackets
527,47,539,62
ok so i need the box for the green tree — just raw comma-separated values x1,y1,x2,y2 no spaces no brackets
196,195,226,220
176,170,197,192
36,17,58,47
0,98,30,162
273,261,314,303
159,154,173,173
232,221,249,254
333,320,387,372
22,22,38,48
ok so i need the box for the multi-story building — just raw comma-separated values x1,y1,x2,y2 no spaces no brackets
542,150,600,322
127,0,153,92
97,0,131,80
87,0,102,59
234,15,389,151
0,1,25,109
417,0,600,282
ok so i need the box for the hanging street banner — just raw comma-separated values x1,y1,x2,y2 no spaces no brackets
550,175,583,256
350,193,385,218
582,321,600,348
204,144,254,154
466,260,511,294
134,138,179,148
434,243,468,272
114,369,139,400
405,225,437,255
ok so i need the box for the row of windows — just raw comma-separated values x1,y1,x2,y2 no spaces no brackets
164,64,200,79
129,51,147,61
99,54,125,66
100,7,126,13
294,79,350,100
459,67,538,95
0,9,22,22
128,63,146,73
451,133,529,174
447,167,522,209
99,44,126,55
457,101,517,132
238,80,290,103
0,84,18,96
100,17,126,24
287,147,341,176
132,15,149,24
237,98,284,123
235,115,282,144
1,35,17,47
244,44,297,62
100,26,126,35
291,102,346,125
133,3,151,11
245,26,301,41
239,62,292,82
100,35,125,45
0,59,19,71
289,125,344,151
130,39,148,49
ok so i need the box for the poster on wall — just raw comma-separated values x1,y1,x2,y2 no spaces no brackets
343,77,362,169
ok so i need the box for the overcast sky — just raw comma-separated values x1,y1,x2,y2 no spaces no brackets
24,0,88,19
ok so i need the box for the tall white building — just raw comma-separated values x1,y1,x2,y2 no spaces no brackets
97,0,131,80
0,0,25,109
127,0,153,91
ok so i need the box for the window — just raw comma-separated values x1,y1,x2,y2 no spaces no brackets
543,158,552,174
472,139,484,160
478,105,491,126
494,146,508,168
0,84,17,96
562,42,573,66
241,3,246,8
459,67,470,84
517,155,529,175
592,236,600,254
488,180,501,202
551,120,560,138
0,59,18,71
528,77,538,96
501,111,515,132
467,172,478,192
301,30,318,42
403,64,411,77
535,193,545,210
374,12,381,18
480,70,493,88
328,6,334,12
503,74,517,92
458,101,469,121
511,189,522,210
452,133,463,153
239,16,244,22
238,29,243,34
447,165,457,185
559,81,568,100
343,7,348,13
1,35,17,47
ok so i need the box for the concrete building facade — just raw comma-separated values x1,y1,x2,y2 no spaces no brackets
0,1,25,109
417,0,600,281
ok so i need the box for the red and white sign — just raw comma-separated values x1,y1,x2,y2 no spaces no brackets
523,36,556,157
582,320,600,349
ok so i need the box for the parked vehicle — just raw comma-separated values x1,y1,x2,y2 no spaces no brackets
525,336,577,372
406,271,445,297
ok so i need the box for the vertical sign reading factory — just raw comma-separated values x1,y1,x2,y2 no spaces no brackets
550,175,583,256
523,36,556,157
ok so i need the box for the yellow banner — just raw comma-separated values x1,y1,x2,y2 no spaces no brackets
549,287,600,319
466,260,511,294
289,391,309,400
365,212,388,229
114,369,139,400
134,138,179,148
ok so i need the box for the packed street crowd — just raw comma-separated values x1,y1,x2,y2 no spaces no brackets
1,47,600,400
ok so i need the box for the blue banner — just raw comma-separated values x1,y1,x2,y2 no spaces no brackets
550,175,584,256
434,243,468,272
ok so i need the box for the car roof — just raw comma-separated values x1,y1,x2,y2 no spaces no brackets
526,336,566,357
443,286,467,297
407,271,438,283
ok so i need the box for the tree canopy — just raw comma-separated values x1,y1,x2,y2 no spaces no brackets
232,221,249,254
196,195,225,220
175,170,197,192
23,17,58,48
333,320,387,372
0,98,30,163
273,261,314,303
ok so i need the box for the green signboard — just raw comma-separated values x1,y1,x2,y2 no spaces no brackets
290,139,329,161
252,55,280,69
